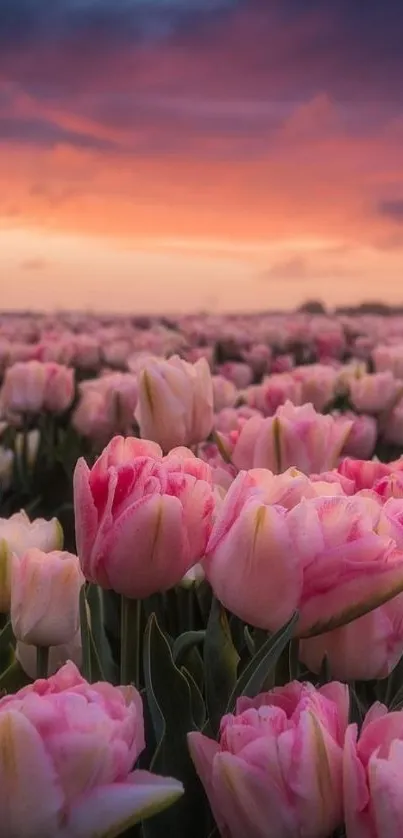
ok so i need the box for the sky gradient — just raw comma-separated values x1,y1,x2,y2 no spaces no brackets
1,0,403,312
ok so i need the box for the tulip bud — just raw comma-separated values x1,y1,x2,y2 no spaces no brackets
135,355,214,452
0,510,63,557
11,548,85,647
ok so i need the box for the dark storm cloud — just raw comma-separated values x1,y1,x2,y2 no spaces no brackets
0,0,238,45
0,116,117,150
378,199,403,224
1,0,403,157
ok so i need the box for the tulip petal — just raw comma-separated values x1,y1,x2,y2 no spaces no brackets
60,771,183,838
101,494,185,597
368,740,403,838
73,457,99,565
0,710,63,838
343,724,371,838
213,751,296,838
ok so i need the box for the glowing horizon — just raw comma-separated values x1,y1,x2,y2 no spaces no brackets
1,1,403,311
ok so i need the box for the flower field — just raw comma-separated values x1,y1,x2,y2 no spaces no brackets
2,309,403,837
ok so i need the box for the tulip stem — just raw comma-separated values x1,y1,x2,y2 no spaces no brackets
36,646,49,679
120,597,142,686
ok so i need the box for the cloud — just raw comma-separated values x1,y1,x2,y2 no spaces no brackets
0,115,118,151
1,1,402,106
20,257,49,271
378,199,403,224
262,255,361,282
0,0,237,46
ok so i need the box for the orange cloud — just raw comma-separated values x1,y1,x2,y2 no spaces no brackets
1,1,403,310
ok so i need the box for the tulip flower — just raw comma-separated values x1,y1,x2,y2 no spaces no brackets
189,680,349,838
232,401,353,474
74,435,216,599
205,473,403,646
0,662,183,837
135,355,214,452
10,548,85,647
0,360,74,415
349,371,401,414
245,373,302,416
292,363,340,411
0,511,63,613
340,412,377,460
299,594,403,680
343,703,403,838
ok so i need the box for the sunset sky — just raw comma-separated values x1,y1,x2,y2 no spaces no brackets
1,0,403,312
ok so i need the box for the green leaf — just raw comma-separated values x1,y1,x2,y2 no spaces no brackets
204,599,239,735
79,587,92,682
181,666,206,729
143,614,208,838
288,638,300,681
173,631,206,668
227,611,299,712
0,620,14,652
86,585,117,684
244,626,255,657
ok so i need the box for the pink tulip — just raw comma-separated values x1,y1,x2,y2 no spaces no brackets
348,371,401,414
0,661,183,837
0,511,63,613
310,469,356,495
343,703,403,838
205,475,403,638
337,457,400,491
246,466,348,510
217,362,253,389
373,470,403,500
0,360,74,415
292,363,340,411
212,375,238,412
242,342,272,376
203,470,302,630
291,493,403,637
214,405,260,434
11,548,84,647
71,334,101,370
188,680,349,838
73,372,138,443
299,593,403,680
0,510,63,556
246,373,302,416
135,355,214,452
340,412,378,460
232,401,353,475
43,362,75,413
74,435,216,598
373,343,403,379
271,353,294,373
